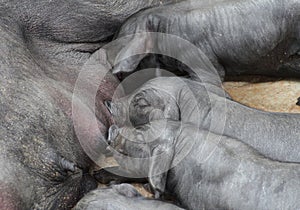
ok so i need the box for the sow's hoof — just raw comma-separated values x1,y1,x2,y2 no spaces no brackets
74,184,184,210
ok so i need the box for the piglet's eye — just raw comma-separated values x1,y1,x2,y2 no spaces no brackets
137,98,149,107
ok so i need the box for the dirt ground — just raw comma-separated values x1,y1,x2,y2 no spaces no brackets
224,76,300,113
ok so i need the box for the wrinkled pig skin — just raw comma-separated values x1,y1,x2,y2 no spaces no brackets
74,183,184,210
108,77,300,163
109,120,300,210
110,0,300,81
0,0,174,209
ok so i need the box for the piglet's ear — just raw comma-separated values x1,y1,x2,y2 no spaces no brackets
148,144,174,199
162,97,180,121
149,109,164,122
108,125,119,145
113,184,142,198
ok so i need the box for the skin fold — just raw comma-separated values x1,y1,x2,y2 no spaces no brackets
0,0,174,209
108,120,300,210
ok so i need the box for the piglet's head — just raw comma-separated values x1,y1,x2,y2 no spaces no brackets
105,87,179,128
106,120,180,198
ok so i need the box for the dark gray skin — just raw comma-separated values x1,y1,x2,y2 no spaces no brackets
74,183,184,210
0,1,175,209
108,0,300,81
107,77,300,163
108,120,300,210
